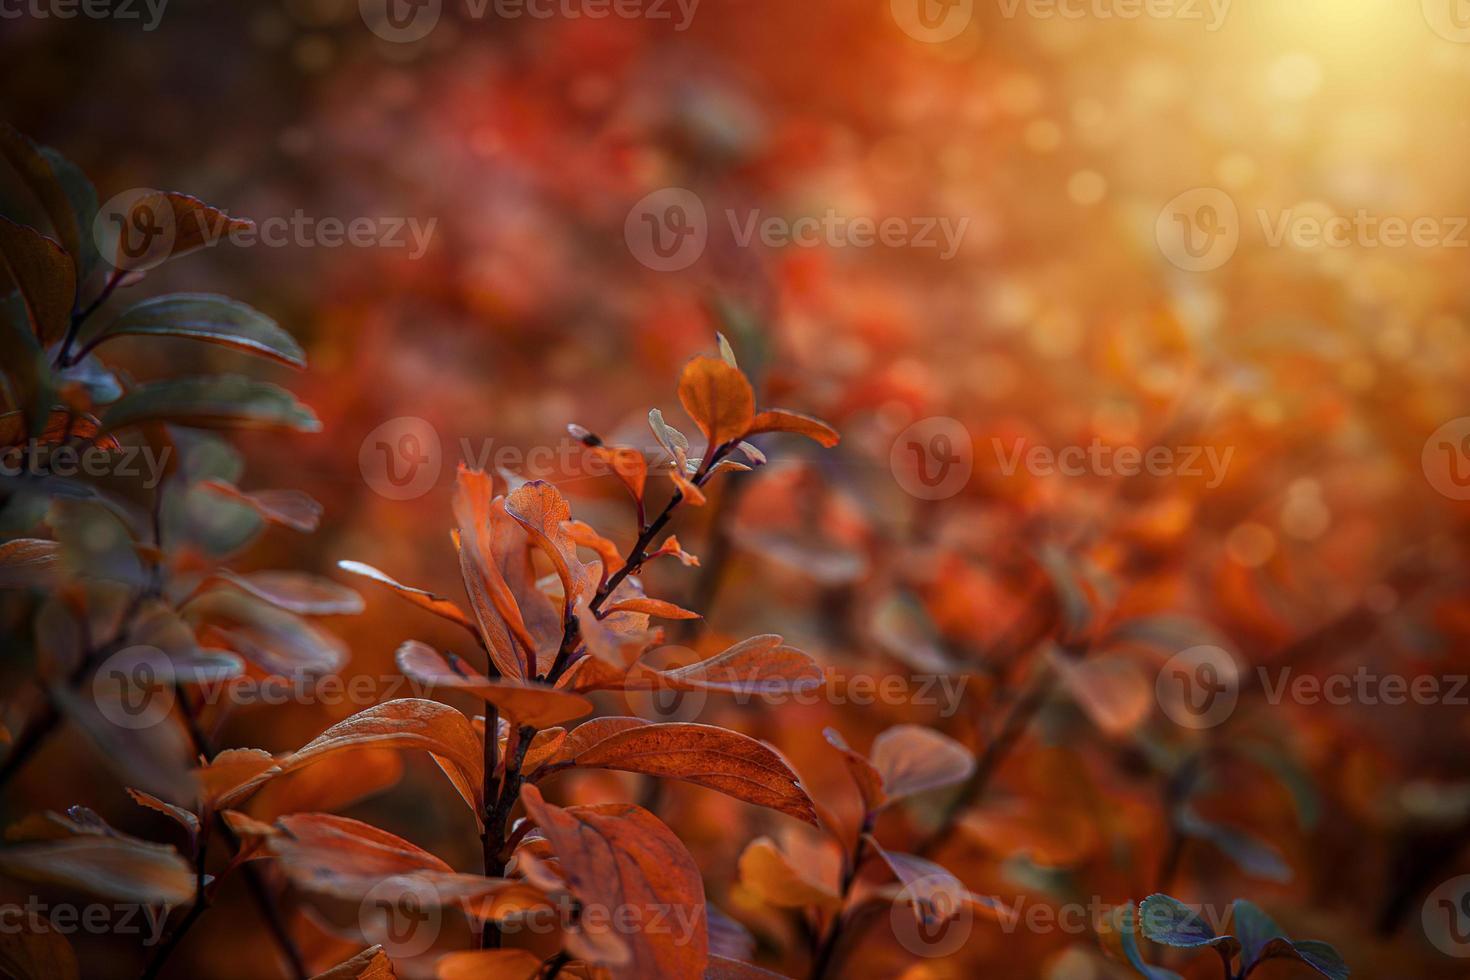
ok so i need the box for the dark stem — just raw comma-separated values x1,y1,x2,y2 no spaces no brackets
170,679,308,979
809,825,871,980
0,697,59,792
541,950,571,979
140,832,210,979
478,444,729,960
0,588,153,793
916,663,1053,858
480,703,501,949
55,266,123,368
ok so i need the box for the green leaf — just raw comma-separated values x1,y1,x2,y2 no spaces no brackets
1235,741,1321,830
1280,939,1350,980
1176,805,1291,883
100,376,320,433
1230,899,1284,967
48,498,144,587
1139,894,1238,960
1106,905,1184,980
83,293,305,368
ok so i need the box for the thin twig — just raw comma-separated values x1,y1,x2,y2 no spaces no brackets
809,827,871,980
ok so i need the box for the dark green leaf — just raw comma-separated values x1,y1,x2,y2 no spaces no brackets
1230,899,1284,967
1280,939,1350,980
83,293,305,368
1139,894,1237,959
1106,905,1184,980
1177,805,1291,883
48,499,144,586
100,376,320,433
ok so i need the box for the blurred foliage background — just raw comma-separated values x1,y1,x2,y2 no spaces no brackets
6,0,1470,976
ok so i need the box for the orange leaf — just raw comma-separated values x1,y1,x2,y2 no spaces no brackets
821,729,886,813
216,570,364,616
0,913,79,980
0,538,61,589
603,597,701,620
196,747,279,811
336,559,478,637
100,191,253,274
736,836,842,911
870,725,975,804
264,699,484,817
560,719,817,824
310,945,396,979
589,445,648,502
563,519,625,576
0,836,194,905
505,479,597,615
0,216,75,342
202,481,322,532
126,788,200,840
434,949,540,980
647,535,700,567
247,747,403,821
746,409,840,448
454,468,544,679
677,356,755,452
520,785,708,978
267,814,511,908
625,635,822,697
396,641,593,727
